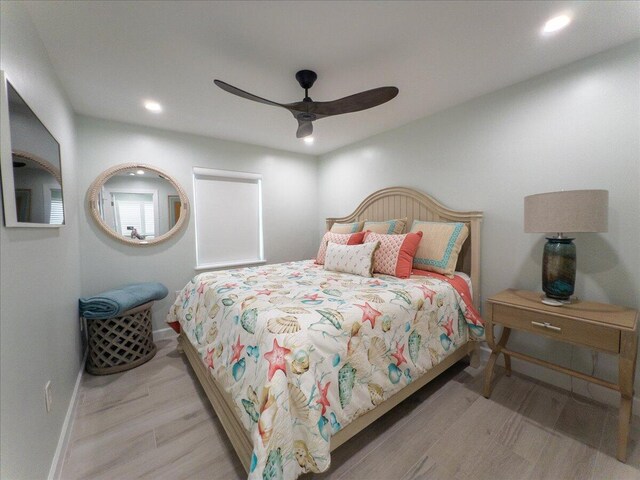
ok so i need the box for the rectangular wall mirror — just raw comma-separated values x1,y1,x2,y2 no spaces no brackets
0,70,65,227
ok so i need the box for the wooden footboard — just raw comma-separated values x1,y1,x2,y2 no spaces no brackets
179,333,477,473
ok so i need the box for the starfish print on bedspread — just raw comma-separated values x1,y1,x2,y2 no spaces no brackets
230,336,245,364
316,380,331,415
416,284,437,303
443,317,454,337
391,342,407,366
355,302,382,328
264,338,291,380
205,347,215,369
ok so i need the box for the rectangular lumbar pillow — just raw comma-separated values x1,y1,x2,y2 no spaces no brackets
315,231,366,265
410,221,468,277
363,218,407,234
323,241,380,277
329,221,365,234
364,231,423,278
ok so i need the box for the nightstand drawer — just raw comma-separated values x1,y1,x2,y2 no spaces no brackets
492,304,620,353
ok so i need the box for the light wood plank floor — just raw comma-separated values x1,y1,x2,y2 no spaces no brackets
60,337,640,479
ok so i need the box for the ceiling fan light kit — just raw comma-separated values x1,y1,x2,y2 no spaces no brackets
214,70,398,139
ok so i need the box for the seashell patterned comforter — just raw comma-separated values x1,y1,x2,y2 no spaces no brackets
167,260,484,480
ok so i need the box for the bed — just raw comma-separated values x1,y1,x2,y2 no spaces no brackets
168,187,483,480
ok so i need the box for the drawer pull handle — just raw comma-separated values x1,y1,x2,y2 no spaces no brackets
531,321,562,332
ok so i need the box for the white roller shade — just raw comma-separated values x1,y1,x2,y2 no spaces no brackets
193,168,264,269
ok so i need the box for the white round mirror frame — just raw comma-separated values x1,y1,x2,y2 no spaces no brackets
87,163,189,246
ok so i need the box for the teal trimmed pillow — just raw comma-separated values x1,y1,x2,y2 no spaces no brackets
329,221,365,234
410,221,468,277
363,218,406,234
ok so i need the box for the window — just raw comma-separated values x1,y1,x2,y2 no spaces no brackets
111,192,156,238
49,188,64,225
193,167,264,269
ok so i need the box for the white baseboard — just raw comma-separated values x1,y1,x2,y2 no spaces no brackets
478,345,640,414
47,349,87,480
46,327,175,479
153,327,176,340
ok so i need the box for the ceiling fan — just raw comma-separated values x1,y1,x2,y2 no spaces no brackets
214,70,399,139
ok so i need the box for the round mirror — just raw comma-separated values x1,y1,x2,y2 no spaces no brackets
87,163,189,245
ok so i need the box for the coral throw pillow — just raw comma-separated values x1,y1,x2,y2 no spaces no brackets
363,231,423,278
315,231,366,265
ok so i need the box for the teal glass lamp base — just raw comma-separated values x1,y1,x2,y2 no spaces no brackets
542,237,576,301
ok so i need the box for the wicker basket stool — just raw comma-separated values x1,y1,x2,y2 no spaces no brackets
86,301,157,375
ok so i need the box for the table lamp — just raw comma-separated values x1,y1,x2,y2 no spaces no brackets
524,190,608,306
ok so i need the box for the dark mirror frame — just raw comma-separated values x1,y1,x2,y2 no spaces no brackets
0,70,65,228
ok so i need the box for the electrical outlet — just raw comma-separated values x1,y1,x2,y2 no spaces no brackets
44,381,52,413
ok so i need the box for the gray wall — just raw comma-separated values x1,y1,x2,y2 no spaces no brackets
76,116,319,330
318,41,640,403
0,2,83,479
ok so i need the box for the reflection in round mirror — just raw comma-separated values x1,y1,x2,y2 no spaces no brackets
87,164,189,245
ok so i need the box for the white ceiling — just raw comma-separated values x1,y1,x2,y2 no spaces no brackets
24,1,640,155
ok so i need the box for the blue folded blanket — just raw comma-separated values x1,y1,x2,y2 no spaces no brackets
79,282,168,320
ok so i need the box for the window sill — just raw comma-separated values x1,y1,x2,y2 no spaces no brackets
194,259,266,271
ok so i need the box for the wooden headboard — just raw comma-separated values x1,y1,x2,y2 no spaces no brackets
326,187,483,307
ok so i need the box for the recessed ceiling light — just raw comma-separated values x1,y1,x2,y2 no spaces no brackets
136,169,145,175
303,136,314,145
128,172,136,176
542,14,572,34
144,100,163,113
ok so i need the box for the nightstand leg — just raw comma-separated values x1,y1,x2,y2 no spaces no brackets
499,327,512,377
618,397,632,462
483,325,511,398
504,353,512,377
483,354,498,398
617,330,637,462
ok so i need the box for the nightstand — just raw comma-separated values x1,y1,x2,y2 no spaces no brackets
483,289,638,462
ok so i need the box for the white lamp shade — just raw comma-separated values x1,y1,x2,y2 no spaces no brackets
524,190,608,234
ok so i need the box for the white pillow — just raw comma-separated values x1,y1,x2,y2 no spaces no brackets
323,241,380,277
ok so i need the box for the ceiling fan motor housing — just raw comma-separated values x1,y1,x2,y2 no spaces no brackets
295,70,317,90
297,112,316,122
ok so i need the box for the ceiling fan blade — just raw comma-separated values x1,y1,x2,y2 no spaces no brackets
293,86,399,117
296,120,313,138
214,79,285,108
